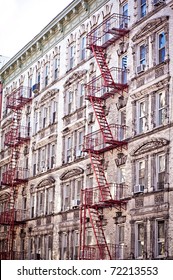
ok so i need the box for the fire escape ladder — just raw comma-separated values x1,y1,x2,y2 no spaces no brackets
88,207,112,259
89,151,112,201
91,45,115,87
89,97,114,144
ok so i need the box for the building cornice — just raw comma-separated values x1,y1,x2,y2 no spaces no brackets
0,0,91,78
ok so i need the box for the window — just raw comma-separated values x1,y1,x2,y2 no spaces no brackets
45,65,49,86
61,233,67,260
156,220,165,257
54,58,58,79
43,107,47,128
73,231,79,259
140,0,146,18
75,180,82,202
103,19,112,43
31,195,35,218
79,84,85,107
117,225,125,259
34,111,38,134
137,100,147,133
41,148,46,171
50,144,55,168
118,167,125,184
81,36,86,60
156,92,166,126
66,137,72,162
158,32,165,63
52,101,57,123
64,184,69,210
121,56,127,84
136,160,145,186
37,71,40,90
139,44,146,65
47,188,54,214
69,45,74,69
121,3,128,28
156,154,165,190
37,192,44,216
68,92,73,114
22,196,27,220
136,223,144,258
87,230,92,245
76,131,84,157
33,153,37,176
28,77,32,97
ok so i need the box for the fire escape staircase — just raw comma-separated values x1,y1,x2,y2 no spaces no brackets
0,86,31,260
80,13,129,260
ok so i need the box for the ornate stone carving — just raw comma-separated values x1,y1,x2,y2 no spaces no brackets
154,193,164,205
37,177,55,188
64,70,87,87
60,167,84,180
135,197,144,208
131,138,169,156
132,17,168,42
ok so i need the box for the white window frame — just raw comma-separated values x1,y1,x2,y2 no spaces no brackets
156,154,165,190
137,100,147,134
68,92,73,114
64,184,70,211
136,160,145,186
31,194,35,218
37,191,44,216
80,36,86,60
158,31,166,64
45,65,49,86
73,231,79,259
33,153,37,176
69,45,74,69
156,92,166,126
135,222,144,259
140,0,147,18
155,220,165,257
61,233,67,260
66,136,72,163
139,44,146,65
47,187,54,214
54,57,58,80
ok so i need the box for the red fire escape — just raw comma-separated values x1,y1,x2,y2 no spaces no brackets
79,13,130,260
0,86,31,260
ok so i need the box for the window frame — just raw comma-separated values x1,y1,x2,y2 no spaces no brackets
135,222,145,258
155,220,165,257
140,0,147,18
137,100,147,134
158,31,166,64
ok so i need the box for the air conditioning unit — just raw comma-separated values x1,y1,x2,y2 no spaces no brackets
153,0,165,6
72,199,80,208
136,64,145,74
134,184,144,194
32,83,39,93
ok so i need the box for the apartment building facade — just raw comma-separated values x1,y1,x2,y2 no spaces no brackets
0,0,173,260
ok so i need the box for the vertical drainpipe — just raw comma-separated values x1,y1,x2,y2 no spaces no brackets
0,81,2,119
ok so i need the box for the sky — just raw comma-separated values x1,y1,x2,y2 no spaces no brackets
0,0,73,59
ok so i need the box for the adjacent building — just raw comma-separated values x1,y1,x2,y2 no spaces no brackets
0,0,173,260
